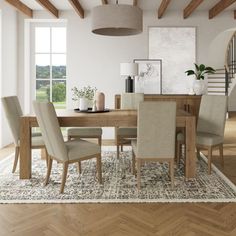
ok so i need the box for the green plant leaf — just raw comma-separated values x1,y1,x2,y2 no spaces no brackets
185,70,195,76
194,63,199,71
199,64,206,71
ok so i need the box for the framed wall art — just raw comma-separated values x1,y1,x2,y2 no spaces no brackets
149,27,196,94
133,59,162,94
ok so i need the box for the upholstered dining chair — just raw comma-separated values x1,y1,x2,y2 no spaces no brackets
33,101,102,194
131,101,176,189
176,95,227,174
1,96,46,173
116,93,144,158
196,95,228,174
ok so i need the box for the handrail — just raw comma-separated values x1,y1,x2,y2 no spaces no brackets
225,31,236,71
225,66,229,96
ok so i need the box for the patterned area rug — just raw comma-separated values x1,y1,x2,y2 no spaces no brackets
0,147,236,203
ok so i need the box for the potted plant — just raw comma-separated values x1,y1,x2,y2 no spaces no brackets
71,86,97,110
185,64,215,95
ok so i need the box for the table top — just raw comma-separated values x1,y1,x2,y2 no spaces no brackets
23,109,193,128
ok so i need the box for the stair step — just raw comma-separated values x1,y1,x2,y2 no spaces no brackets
208,87,225,92
207,91,225,95
208,81,226,84
208,74,225,79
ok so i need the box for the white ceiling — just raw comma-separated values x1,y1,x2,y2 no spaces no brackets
20,0,236,11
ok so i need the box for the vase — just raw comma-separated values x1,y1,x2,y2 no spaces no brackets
96,92,105,111
193,80,203,95
79,98,88,110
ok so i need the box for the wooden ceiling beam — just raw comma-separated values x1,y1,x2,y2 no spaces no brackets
35,0,59,18
158,0,171,19
68,0,84,18
101,0,108,4
133,0,138,6
234,10,236,19
5,0,33,17
209,0,236,19
183,0,204,19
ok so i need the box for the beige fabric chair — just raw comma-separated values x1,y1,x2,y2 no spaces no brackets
33,101,102,194
196,95,228,174
116,93,144,158
176,95,227,174
1,96,45,173
67,127,102,146
131,101,176,189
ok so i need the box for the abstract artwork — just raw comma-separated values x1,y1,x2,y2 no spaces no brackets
149,27,196,94
134,59,162,94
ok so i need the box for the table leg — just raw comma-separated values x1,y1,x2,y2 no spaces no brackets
20,117,32,179
185,116,196,178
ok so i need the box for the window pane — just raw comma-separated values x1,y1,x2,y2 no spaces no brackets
36,54,50,79
52,27,66,53
52,80,66,109
36,80,50,102
52,54,66,79
35,27,50,53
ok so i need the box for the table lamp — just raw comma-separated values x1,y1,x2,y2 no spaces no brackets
120,63,138,92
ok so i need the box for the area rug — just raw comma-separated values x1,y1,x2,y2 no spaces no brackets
0,147,236,203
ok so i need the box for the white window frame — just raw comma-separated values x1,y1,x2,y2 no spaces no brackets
29,21,67,111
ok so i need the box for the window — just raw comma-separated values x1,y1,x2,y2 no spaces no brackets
34,25,67,109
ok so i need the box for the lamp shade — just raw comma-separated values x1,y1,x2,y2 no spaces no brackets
120,63,138,76
92,4,143,36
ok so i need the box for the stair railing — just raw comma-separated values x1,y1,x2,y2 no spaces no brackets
225,65,229,96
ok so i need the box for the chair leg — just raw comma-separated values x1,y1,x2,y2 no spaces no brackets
176,141,181,165
132,150,136,175
98,137,102,147
44,148,49,168
12,146,20,173
116,137,120,159
219,144,224,168
78,161,82,174
60,162,69,194
208,146,213,174
137,159,141,190
44,157,52,186
96,154,102,184
196,148,200,159
170,159,174,188
121,139,123,152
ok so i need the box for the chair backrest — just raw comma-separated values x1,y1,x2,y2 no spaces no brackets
121,93,144,109
137,101,176,158
1,96,23,145
33,101,68,161
197,95,228,137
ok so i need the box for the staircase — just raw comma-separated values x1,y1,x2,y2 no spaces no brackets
207,68,234,95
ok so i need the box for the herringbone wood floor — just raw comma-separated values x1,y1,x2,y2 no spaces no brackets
0,118,236,236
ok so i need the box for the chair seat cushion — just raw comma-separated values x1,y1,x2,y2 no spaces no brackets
196,132,223,146
31,136,44,147
32,132,42,137
65,139,101,161
117,127,137,136
67,127,102,137
176,132,185,142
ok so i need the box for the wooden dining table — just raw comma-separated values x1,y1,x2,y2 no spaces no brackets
19,109,196,180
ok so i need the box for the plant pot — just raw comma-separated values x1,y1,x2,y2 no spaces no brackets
193,80,203,95
79,98,88,110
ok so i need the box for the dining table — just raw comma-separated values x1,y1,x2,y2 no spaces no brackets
19,109,196,179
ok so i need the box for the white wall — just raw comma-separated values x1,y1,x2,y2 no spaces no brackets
0,1,18,147
16,9,236,141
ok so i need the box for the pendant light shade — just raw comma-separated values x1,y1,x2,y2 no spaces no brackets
92,4,143,36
